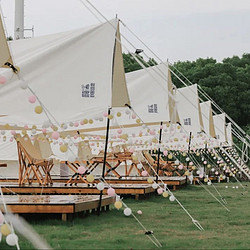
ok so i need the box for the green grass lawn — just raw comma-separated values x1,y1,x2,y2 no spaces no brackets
1,182,250,249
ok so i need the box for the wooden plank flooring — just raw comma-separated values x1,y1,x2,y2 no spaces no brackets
1,195,115,220
0,182,155,196
0,176,187,186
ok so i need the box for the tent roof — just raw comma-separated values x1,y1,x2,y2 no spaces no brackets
0,19,128,127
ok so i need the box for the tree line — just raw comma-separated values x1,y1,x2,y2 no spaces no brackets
123,53,250,132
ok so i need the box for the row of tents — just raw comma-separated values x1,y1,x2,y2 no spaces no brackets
0,17,248,180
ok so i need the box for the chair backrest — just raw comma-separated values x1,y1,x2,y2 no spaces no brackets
34,134,53,159
78,141,93,161
16,134,43,160
137,151,145,162
142,150,155,165
112,145,122,153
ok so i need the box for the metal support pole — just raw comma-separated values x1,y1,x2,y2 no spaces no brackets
156,122,163,183
97,108,111,216
188,132,192,153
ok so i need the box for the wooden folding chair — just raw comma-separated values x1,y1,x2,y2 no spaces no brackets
159,155,181,176
79,141,122,179
15,134,54,186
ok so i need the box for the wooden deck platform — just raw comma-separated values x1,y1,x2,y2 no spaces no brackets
0,183,155,198
0,176,187,190
105,176,187,190
1,195,115,221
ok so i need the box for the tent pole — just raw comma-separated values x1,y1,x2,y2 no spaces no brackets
188,132,192,152
97,108,111,216
156,121,163,184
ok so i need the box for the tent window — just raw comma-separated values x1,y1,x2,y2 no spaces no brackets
184,118,191,125
82,83,95,98
148,104,158,113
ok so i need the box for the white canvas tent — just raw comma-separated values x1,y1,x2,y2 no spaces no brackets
0,19,129,127
125,63,171,123
200,101,216,138
226,122,233,147
176,84,204,134
213,113,227,145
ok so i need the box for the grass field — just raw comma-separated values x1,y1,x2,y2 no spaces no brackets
1,182,249,249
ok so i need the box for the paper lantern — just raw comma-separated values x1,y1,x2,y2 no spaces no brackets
141,171,148,177
163,150,168,156
1,224,11,236
117,112,121,117
52,131,60,140
129,148,135,153
137,163,143,169
124,207,132,216
6,234,18,246
97,182,105,191
169,195,175,202
114,201,122,210
86,174,94,183
0,75,7,84
137,210,142,215
132,113,136,119
157,187,163,195
28,95,36,103
78,166,86,175
35,106,43,114
117,128,122,134
207,181,212,186
168,154,173,159
107,187,116,196
204,178,208,182
178,164,184,170
147,178,153,184
10,130,16,136
136,119,141,124
60,144,68,153
108,114,113,120
162,191,169,198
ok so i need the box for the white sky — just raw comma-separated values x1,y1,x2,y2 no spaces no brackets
1,0,250,62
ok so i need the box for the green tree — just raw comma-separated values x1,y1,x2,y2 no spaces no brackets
170,54,250,128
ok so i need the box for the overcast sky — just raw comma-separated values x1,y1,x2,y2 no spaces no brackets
1,0,250,62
